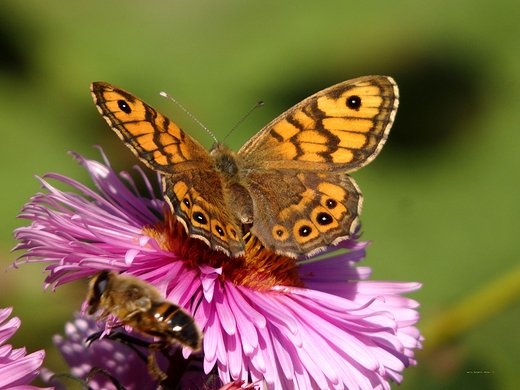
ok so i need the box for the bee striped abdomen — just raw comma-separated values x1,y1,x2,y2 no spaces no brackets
152,301,202,351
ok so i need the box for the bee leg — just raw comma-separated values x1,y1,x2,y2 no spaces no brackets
147,349,167,381
85,331,104,346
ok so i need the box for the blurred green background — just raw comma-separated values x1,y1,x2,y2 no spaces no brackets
1,1,519,389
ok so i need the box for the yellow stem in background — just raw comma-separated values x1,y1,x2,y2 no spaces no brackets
422,262,520,351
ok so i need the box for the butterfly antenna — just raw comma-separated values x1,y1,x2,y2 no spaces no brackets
222,101,264,144
159,91,218,143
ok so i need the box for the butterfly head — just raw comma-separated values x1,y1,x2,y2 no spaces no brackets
210,143,240,178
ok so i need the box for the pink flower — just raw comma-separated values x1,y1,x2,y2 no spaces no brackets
0,307,51,389
14,149,423,389
47,314,260,390
42,314,160,390
217,380,260,390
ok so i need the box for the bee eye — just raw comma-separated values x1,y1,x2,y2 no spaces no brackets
92,271,110,299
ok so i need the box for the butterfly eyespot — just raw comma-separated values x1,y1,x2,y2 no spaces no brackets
271,225,289,241
183,198,191,208
117,100,132,114
227,226,237,238
325,199,337,209
215,225,225,236
298,225,313,237
346,95,361,110
316,212,333,226
193,212,208,225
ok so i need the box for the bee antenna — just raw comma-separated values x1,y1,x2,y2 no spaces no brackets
222,101,264,144
159,91,218,143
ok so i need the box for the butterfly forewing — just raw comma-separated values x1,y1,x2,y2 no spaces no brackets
238,76,398,172
91,82,211,174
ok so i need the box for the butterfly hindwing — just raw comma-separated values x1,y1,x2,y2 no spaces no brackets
162,172,245,256
242,170,362,257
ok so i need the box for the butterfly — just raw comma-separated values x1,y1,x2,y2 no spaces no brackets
91,76,398,258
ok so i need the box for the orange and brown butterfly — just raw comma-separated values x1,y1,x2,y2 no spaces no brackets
90,76,398,258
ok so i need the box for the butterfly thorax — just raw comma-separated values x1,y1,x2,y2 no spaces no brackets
210,143,254,226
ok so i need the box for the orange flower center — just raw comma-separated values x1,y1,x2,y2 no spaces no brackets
143,210,304,290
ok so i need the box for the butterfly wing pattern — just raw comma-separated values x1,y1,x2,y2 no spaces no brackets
237,76,398,256
91,82,246,256
91,76,398,258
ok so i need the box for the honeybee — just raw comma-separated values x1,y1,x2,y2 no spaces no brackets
86,270,202,352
